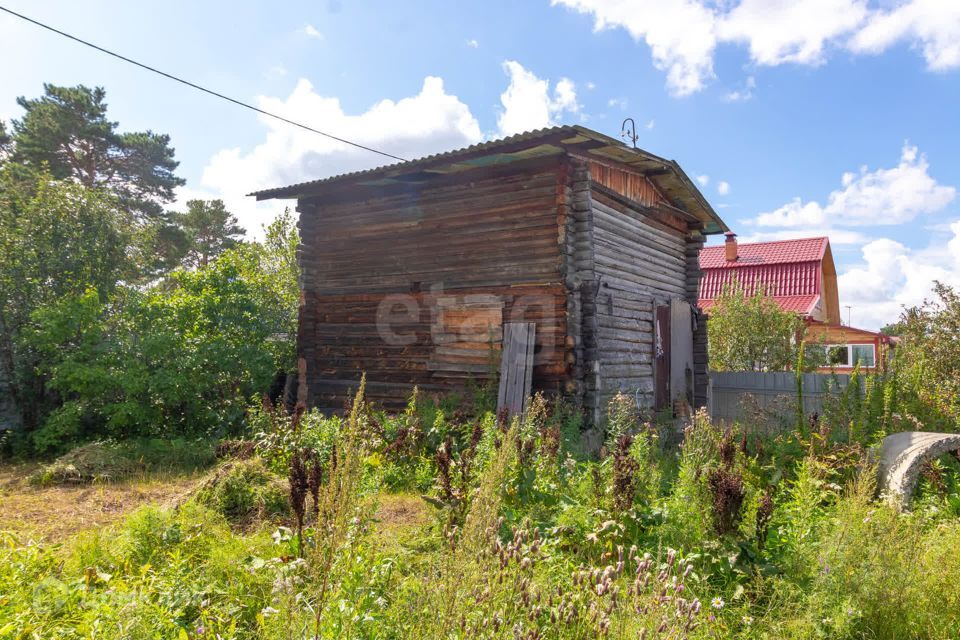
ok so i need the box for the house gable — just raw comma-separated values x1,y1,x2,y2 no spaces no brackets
698,236,840,323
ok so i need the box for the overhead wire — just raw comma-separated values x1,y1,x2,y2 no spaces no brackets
0,5,409,162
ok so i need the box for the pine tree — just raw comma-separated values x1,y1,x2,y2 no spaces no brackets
173,199,246,268
0,120,10,158
10,84,184,221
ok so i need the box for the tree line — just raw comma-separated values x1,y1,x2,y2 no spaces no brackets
0,84,297,455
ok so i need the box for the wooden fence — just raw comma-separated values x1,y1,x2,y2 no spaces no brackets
709,371,850,428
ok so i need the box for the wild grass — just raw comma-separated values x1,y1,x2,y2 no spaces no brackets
28,437,216,485
4,389,960,638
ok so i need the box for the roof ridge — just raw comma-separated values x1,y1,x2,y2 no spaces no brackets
248,124,729,235
700,236,829,268
701,236,828,249
248,124,584,199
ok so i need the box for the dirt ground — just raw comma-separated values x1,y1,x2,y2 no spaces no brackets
372,492,433,551
0,461,432,546
376,493,430,531
0,463,204,542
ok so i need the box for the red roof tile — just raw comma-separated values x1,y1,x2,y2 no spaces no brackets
699,261,821,299
698,236,830,318
699,237,828,269
699,294,820,315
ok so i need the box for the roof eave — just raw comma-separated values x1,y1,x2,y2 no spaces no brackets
248,124,729,234
247,126,583,200
665,160,728,235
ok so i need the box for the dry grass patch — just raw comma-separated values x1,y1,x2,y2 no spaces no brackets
374,493,431,549
0,463,205,542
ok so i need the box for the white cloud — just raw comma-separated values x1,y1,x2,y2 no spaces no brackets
554,78,579,112
753,144,955,228
466,38,479,48
723,75,756,102
754,198,827,227
497,61,580,136
553,0,960,96
607,97,628,109
838,223,960,328
586,81,597,90
718,0,868,66
696,174,710,186
553,0,718,96
194,76,483,235
645,119,655,130
734,142,958,329
303,24,323,39
850,0,960,71
717,180,730,195
737,227,870,246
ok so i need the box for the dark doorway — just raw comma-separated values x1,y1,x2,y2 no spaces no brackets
655,305,671,411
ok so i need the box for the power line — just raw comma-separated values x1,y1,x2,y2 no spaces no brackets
0,5,408,162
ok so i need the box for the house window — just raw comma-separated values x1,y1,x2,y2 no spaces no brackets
852,344,875,367
827,345,849,367
814,343,876,368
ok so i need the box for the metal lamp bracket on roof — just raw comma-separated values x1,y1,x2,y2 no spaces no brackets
620,118,638,148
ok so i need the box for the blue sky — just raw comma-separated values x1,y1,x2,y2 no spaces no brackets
2,0,959,329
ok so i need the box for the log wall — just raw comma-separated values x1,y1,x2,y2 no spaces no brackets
565,160,600,422
296,164,569,411
586,185,689,414
295,153,714,419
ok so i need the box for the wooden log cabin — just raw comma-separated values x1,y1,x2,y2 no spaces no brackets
253,126,728,424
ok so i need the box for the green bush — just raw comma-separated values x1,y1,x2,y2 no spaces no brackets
708,279,807,372
27,259,280,450
194,458,289,523
13,211,300,454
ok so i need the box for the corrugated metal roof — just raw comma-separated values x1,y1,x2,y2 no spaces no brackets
249,126,574,199
699,261,821,299
699,294,821,316
700,237,828,268
698,237,831,317
248,125,729,235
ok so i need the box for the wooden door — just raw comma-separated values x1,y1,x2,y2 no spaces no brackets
497,322,536,420
655,305,671,411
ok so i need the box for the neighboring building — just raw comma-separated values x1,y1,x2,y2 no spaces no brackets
698,234,840,324
804,323,895,372
253,125,729,423
697,234,893,371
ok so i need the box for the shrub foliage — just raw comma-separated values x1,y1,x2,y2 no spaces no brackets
708,279,807,372
5,386,960,639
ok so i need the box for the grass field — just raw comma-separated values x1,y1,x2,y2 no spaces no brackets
0,463,205,542
4,391,960,639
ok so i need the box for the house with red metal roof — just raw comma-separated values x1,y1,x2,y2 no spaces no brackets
802,323,895,371
698,233,893,371
698,233,841,324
